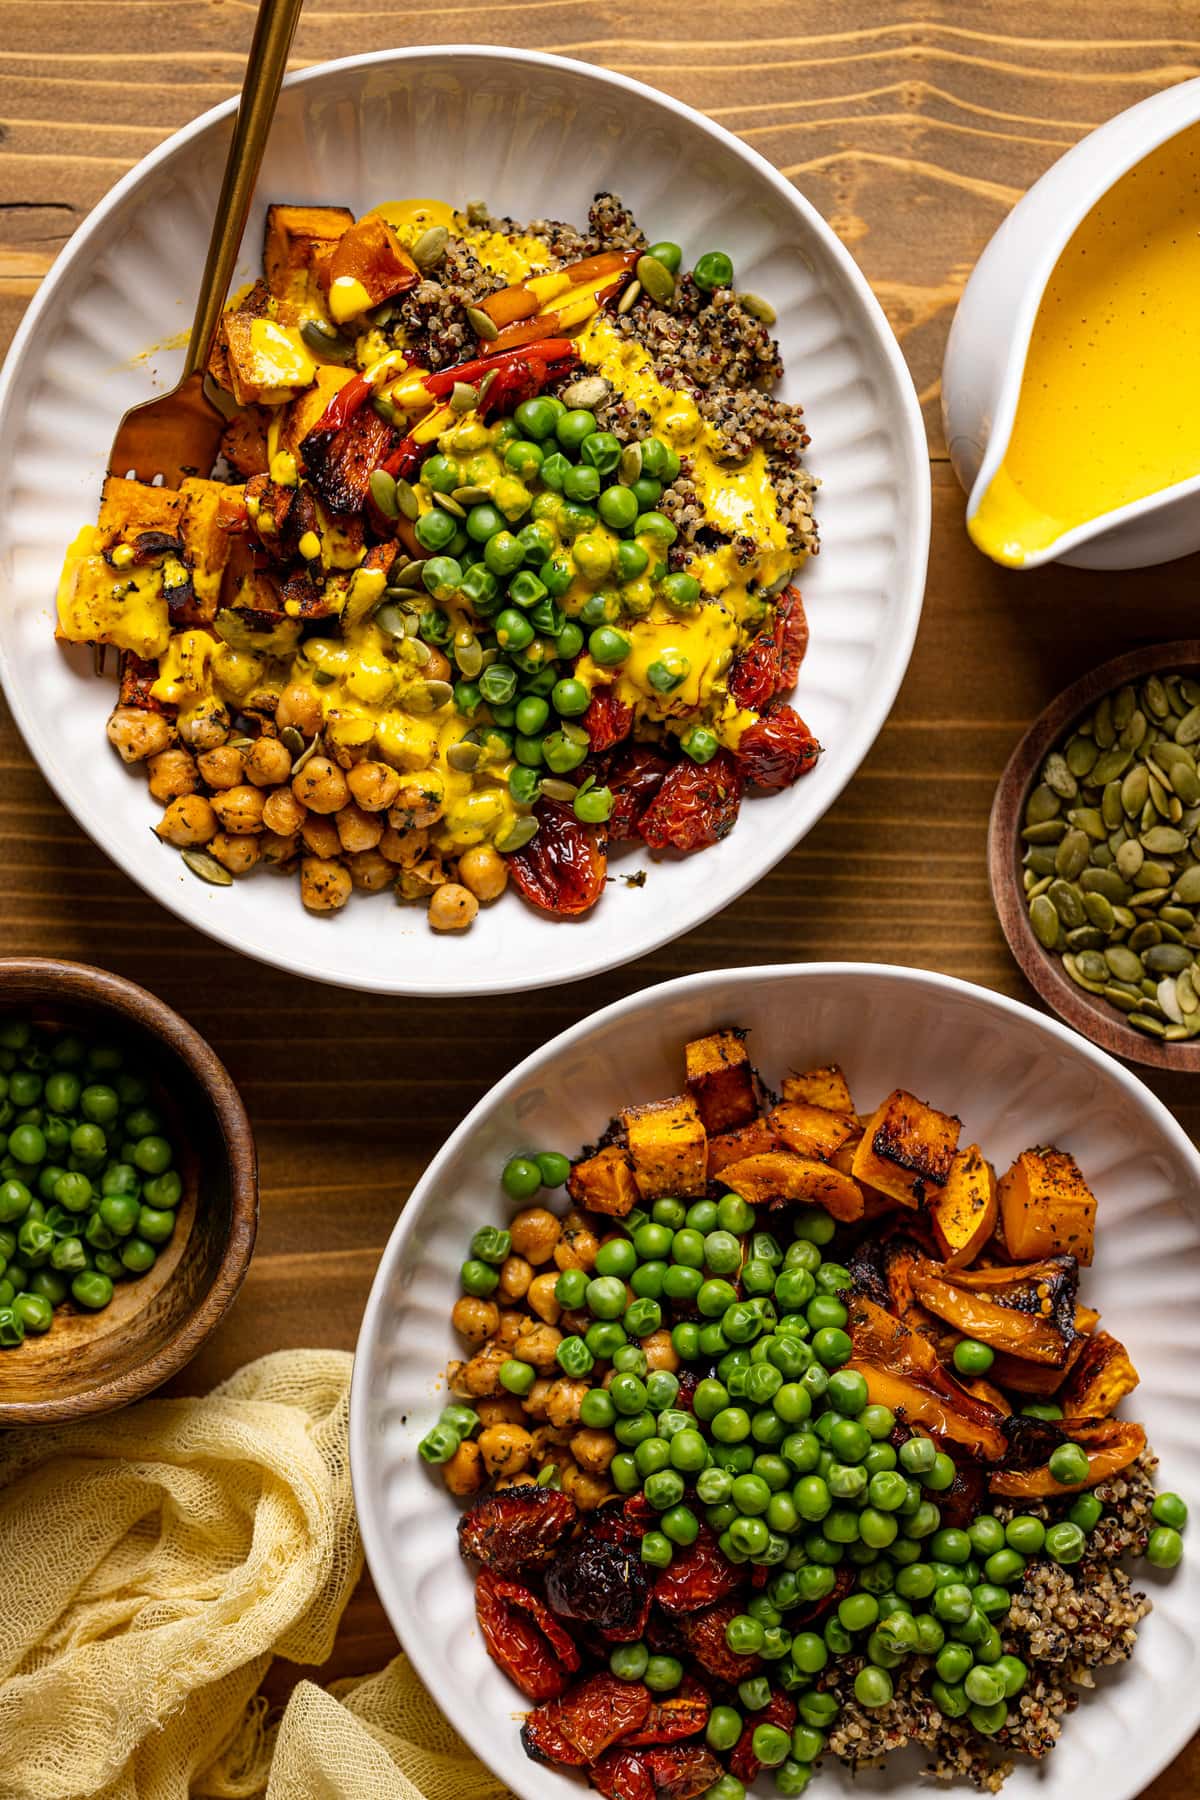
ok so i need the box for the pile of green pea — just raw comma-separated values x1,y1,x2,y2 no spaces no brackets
0,1015,183,1341
431,1153,1189,1796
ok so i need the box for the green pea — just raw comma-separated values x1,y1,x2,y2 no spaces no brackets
120,1237,157,1275
470,1225,512,1265
71,1270,114,1311
1045,1521,1086,1565
923,1452,957,1491
0,1304,25,1346
1147,1526,1184,1569
515,398,561,440
543,731,589,775
484,531,525,577
501,1155,542,1200
812,1327,852,1368
499,1357,537,1397
43,1071,81,1115
640,1531,673,1570
0,1179,32,1224
575,786,613,825
551,677,590,718
598,484,639,530
952,1338,994,1376
587,1275,629,1320
694,250,734,292
706,1704,743,1752
610,1451,639,1492
587,627,631,667
460,1258,499,1297
967,1515,1005,1557
8,1124,45,1165
1151,1491,1188,1530
617,540,649,581
1048,1442,1091,1486
1004,1514,1045,1555
414,508,458,552
1020,1401,1063,1421
1069,1493,1103,1532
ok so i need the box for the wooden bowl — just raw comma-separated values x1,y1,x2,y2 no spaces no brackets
0,958,257,1423
989,641,1200,1072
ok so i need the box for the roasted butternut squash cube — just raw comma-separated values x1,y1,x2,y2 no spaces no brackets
684,1030,759,1133
264,203,355,305
1059,1330,1139,1418
566,1145,640,1218
780,1064,855,1115
929,1146,997,1268
224,315,318,407
769,1101,859,1165
718,1150,864,1222
220,408,271,478
177,479,237,621
707,1117,779,1178
97,475,181,544
621,1096,709,1198
851,1089,961,1207
998,1147,1096,1266
320,215,420,324
56,527,170,660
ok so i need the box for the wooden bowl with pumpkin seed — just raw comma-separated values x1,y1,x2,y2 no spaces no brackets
989,641,1200,1070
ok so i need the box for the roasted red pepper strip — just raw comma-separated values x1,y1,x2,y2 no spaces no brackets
423,338,576,397
310,369,373,437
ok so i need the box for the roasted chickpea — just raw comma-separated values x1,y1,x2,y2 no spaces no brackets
347,848,392,892
388,774,445,831
561,1465,612,1510
643,1329,681,1373
197,744,246,790
450,1294,499,1344
275,682,323,736
155,794,217,846
554,1217,598,1273
293,756,349,815
396,858,448,901
106,706,171,764
459,1341,510,1397
147,747,198,804
530,1424,572,1459
495,1311,525,1347
478,1422,534,1477
545,1378,588,1428
512,1321,563,1375
523,1378,553,1421
457,845,509,904
210,784,266,834
177,699,229,752
379,824,429,866
527,1271,563,1323
335,802,384,854
442,1438,484,1497
263,787,308,836
259,830,300,867
208,832,261,875
497,1254,533,1303
299,856,352,913
244,736,294,787
571,1427,618,1474
346,759,402,813
300,815,341,859
476,1394,525,1427
495,1471,537,1489
428,883,478,932
510,1208,562,1266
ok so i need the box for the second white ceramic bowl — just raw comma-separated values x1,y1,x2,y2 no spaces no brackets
351,962,1200,1800
0,47,929,995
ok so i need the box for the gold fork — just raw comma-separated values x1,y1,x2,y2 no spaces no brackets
107,0,305,488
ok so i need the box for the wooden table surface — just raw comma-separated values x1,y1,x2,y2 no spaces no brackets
1,3,1197,1792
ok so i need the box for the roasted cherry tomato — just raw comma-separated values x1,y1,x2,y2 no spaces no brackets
508,801,608,916
736,703,820,791
638,752,742,853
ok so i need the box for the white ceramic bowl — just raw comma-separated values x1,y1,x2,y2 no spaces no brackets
351,962,1200,1800
0,47,929,996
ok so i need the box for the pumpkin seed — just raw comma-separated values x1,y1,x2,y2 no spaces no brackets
370,468,399,519
466,306,499,342
495,816,539,853
1063,953,1107,994
398,637,430,667
1074,949,1110,983
1054,829,1091,880
1119,709,1147,752
1112,684,1136,729
395,480,420,522
1135,859,1175,888
300,317,356,363
1029,894,1060,949
445,740,482,773
1115,839,1144,880
1091,844,1115,868
1175,703,1200,746
1144,675,1170,718
405,679,454,713
1104,985,1143,1013
449,382,478,414
1025,783,1062,824
466,199,490,225
1120,764,1149,816
454,631,483,679
1159,920,1187,944
1079,866,1130,901
1176,764,1200,804
476,368,499,409
451,485,491,508
1103,944,1144,984
1165,1020,1198,1040
1082,891,1116,932
1065,735,1098,777
1178,969,1200,1012
617,278,642,315
1160,904,1196,930
374,602,409,640
1130,1012,1168,1037
561,375,610,410
1129,920,1163,952
1091,746,1133,784
539,778,580,803
1065,926,1106,950
1028,876,1053,900
1141,825,1187,854
1042,752,1077,799
291,735,320,776
1026,847,1058,876
619,442,643,485
1094,694,1116,746
636,253,677,305
433,491,466,517
1144,943,1194,973
1021,821,1066,844
1173,864,1200,904
1068,806,1106,841
1148,772,1174,814
372,394,399,426
1100,781,1124,830
1132,886,1173,909
279,725,305,757
181,848,233,887
412,225,449,268
1047,879,1084,927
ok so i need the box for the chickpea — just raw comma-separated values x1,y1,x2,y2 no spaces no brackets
155,794,217,846
208,832,261,876
554,1218,599,1273
497,1255,533,1303
259,830,300,867
275,682,323,736
177,699,229,752
301,815,341,859
495,1311,524,1347
495,1471,537,1490
643,1329,681,1373
106,706,171,764
347,849,392,892
197,744,246,790
478,1423,534,1477
523,1378,553,1421
244,736,294,787
545,1378,587,1429
299,856,352,913
459,1342,509,1397
424,647,452,684
293,756,349,815
527,1272,562,1324
335,802,383,854
210,784,266,835
561,1464,611,1511
379,824,428,866
428,883,478,932
147,747,198,804
346,760,402,813
530,1424,572,1459
571,1427,618,1474
396,858,448,901
512,1321,563,1375
263,787,308,836
457,845,508,904
388,774,444,831
510,1208,562,1266
451,1295,499,1344
476,1394,525,1427
442,1438,484,1497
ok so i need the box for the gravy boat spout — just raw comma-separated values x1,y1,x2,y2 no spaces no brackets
943,77,1200,573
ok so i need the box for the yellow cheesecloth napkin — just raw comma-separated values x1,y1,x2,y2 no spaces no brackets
0,1349,508,1800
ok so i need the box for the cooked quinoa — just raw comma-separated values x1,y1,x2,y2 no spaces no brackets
822,1450,1158,1790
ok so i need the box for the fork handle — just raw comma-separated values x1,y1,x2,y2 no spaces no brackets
183,0,306,379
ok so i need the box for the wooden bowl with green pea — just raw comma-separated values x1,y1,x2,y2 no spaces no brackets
989,640,1200,1071
0,958,257,1424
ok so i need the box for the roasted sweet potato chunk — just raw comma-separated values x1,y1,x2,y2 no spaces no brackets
718,1150,864,1222
683,1030,759,1133
998,1146,1096,1266
264,202,354,303
769,1100,859,1164
568,1144,640,1217
780,1064,855,1114
910,1256,1077,1366
707,1118,779,1177
929,1145,997,1267
223,314,317,407
622,1096,709,1198
320,213,420,322
1059,1329,1139,1418
851,1089,960,1207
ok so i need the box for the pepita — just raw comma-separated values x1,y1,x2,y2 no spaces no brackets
1082,891,1116,932
1174,865,1200,904
1025,783,1062,824
1144,675,1171,719
279,726,305,757
617,278,643,315
1065,926,1106,951
1144,943,1194,973
1104,985,1143,1013
395,480,420,522
619,443,643,485
1047,879,1085,928
635,253,677,306
445,740,483,773
374,602,408,640
465,199,490,226
1118,708,1147,752
1129,1012,1168,1037
1176,703,1200,745
369,468,399,519
1029,894,1060,949
1068,806,1106,841
1101,781,1124,830
1148,772,1174,813
539,778,580,803
1042,752,1077,799
1094,694,1116,746
738,291,778,324
391,557,426,588
1091,746,1133,784
561,375,611,410
1020,821,1067,845
405,679,454,714
1129,920,1163,952
1112,684,1137,730
1141,825,1187,855
300,317,356,364
1054,829,1091,881
1065,735,1099,777
291,735,320,776
1121,764,1149,816
1115,839,1144,880
1179,968,1200,1012
181,848,233,887
1164,1021,1197,1041
1063,953,1107,995
495,816,539,853
449,382,479,414
1105,945,1146,983
433,491,466,517
400,637,432,666
412,224,450,268
466,306,499,342
1079,866,1130,902
454,632,483,679
1160,904,1196,930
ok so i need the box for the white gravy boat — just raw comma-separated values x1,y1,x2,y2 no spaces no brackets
943,78,1200,571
